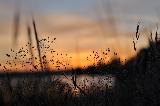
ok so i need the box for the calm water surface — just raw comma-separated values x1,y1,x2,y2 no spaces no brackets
5,74,115,90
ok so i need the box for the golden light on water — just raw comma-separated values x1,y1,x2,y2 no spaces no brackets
72,88,80,97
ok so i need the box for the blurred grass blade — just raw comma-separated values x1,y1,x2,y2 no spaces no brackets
13,6,20,47
32,18,43,71
102,0,118,37
27,24,35,68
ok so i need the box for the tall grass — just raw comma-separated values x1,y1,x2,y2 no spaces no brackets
27,24,35,68
32,18,43,71
13,6,20,47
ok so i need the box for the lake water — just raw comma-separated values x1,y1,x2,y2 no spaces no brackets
55,75,115,89
0,74,115,95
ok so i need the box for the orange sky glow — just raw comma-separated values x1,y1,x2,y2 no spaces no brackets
0,0,159,71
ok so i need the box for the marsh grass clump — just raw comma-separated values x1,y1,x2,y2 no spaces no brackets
0,75,116,106
0,76,74,106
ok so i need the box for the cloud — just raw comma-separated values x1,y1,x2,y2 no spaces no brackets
0,13,148,53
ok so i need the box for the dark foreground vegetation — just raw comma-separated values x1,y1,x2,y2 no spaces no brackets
0,39,160,106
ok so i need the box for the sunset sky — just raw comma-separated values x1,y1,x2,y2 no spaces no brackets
0,0,160,70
